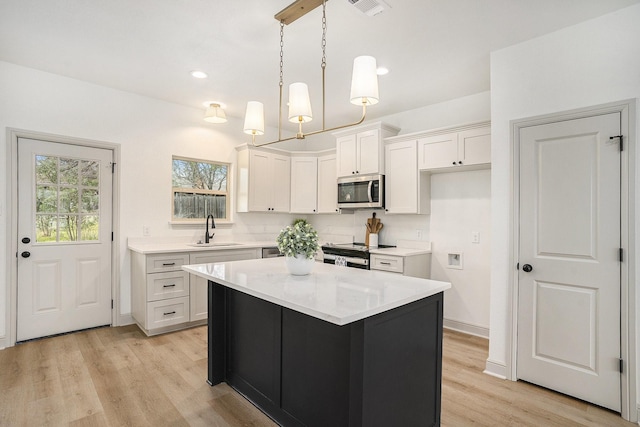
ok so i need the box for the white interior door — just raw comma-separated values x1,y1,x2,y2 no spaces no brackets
517,113,621,411
17,138,113,341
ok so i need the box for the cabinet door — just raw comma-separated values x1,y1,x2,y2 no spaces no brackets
385,141,418,214
248,151,272,212
336,134,357,177
459,126,491,166
417,132,458,170
290,157,318,213
271,154,291,212
317,154,338,214
356,129,381,175
189,249,260,321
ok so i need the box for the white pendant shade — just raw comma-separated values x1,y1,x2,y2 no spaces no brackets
288,82,313,123
243,101,265,135
204,103,227,123
350,55,379,106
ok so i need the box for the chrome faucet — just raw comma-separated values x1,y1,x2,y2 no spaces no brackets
205,214,216,243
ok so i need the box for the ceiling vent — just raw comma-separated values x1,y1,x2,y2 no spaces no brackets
347,0,390,17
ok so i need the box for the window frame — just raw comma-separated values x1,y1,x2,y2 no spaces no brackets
171,155,231,223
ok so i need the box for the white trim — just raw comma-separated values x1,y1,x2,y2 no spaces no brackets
118,314,134,326
444,318,489,339
484,358,508,379
508,100,637,422
5,128,121,346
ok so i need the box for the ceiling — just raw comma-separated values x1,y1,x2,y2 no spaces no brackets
1,0,638,138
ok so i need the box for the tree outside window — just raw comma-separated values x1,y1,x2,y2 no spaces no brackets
172,156,230,222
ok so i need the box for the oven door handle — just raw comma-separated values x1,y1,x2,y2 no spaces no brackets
367,180,373,203
323,254,369,266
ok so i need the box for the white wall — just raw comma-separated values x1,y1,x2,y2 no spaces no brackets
0,61,296,344
430,170,491,334
489,1,640,411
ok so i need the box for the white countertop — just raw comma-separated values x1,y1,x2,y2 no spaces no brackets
183,257,450,326
369,247,431,256
128,240,278,254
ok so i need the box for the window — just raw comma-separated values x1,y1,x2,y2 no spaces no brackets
172,156,230,222
35,155,101,242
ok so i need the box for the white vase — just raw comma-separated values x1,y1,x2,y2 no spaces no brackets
285,254,315,276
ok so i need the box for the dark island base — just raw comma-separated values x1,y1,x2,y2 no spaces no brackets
208,281,443,427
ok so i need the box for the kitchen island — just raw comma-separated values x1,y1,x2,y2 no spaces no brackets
183,258,450,427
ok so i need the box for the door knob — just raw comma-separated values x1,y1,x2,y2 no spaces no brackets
21,251,31,258
522,264,533,272
21,237,31,244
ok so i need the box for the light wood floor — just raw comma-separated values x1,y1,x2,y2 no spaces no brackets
0,325,633,426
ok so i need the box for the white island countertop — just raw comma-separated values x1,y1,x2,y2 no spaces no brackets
183,257,450,326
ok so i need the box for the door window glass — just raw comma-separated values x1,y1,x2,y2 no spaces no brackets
35,155,100,242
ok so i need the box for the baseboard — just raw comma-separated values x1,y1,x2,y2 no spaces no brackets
484,358,508,380
636,404,640,425
0,335,7,350
443,318,489,339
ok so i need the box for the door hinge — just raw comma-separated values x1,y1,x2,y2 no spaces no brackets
619,248,624,262
610,135,623,151
619,358,624,374
516,262,520,270
111,162,116,173
111,299,114,309
111,232,114,241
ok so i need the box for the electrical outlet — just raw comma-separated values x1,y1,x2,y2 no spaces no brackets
416,229,422,239
471,231,480,244
143,225,150,236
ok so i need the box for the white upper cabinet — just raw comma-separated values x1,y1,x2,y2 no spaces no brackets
384,139,430,214
290,156,318,214
236,147,291,213
418,124,491,171
334,122,400,178
317,154,339,214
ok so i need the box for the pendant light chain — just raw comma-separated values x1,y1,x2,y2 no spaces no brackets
321,0,327,128
279,21,285,88
321,0,327,70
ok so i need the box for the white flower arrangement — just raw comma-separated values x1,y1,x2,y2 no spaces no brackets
276,219,319,259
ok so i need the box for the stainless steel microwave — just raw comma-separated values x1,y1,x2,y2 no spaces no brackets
337,174,384,209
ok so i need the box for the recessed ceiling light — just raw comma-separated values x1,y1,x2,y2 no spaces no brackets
191,70,208,79
376,67,389,76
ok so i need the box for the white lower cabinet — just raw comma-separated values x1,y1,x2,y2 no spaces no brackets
188,248,260,322
131,248,260,336
370,253,431,279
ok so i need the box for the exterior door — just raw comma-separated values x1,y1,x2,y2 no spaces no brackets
517,113,621,411
17,138,113,341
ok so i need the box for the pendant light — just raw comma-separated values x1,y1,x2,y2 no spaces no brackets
244,0,379,146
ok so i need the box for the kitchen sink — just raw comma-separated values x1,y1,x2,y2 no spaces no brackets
187,242,244,247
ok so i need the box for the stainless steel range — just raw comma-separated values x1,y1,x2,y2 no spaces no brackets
321,243,395,270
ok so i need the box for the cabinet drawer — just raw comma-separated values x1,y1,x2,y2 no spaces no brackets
146,253,190,273
370,254,404,273
147,271,189,302
146,297,190,329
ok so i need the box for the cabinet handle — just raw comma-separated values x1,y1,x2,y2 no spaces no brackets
163,311,176,316
452,161,456,165
458,161,463,165
163,284,176,288
380,262,392,265
356,170,359,174
162,262,175,266
352,171,355,174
